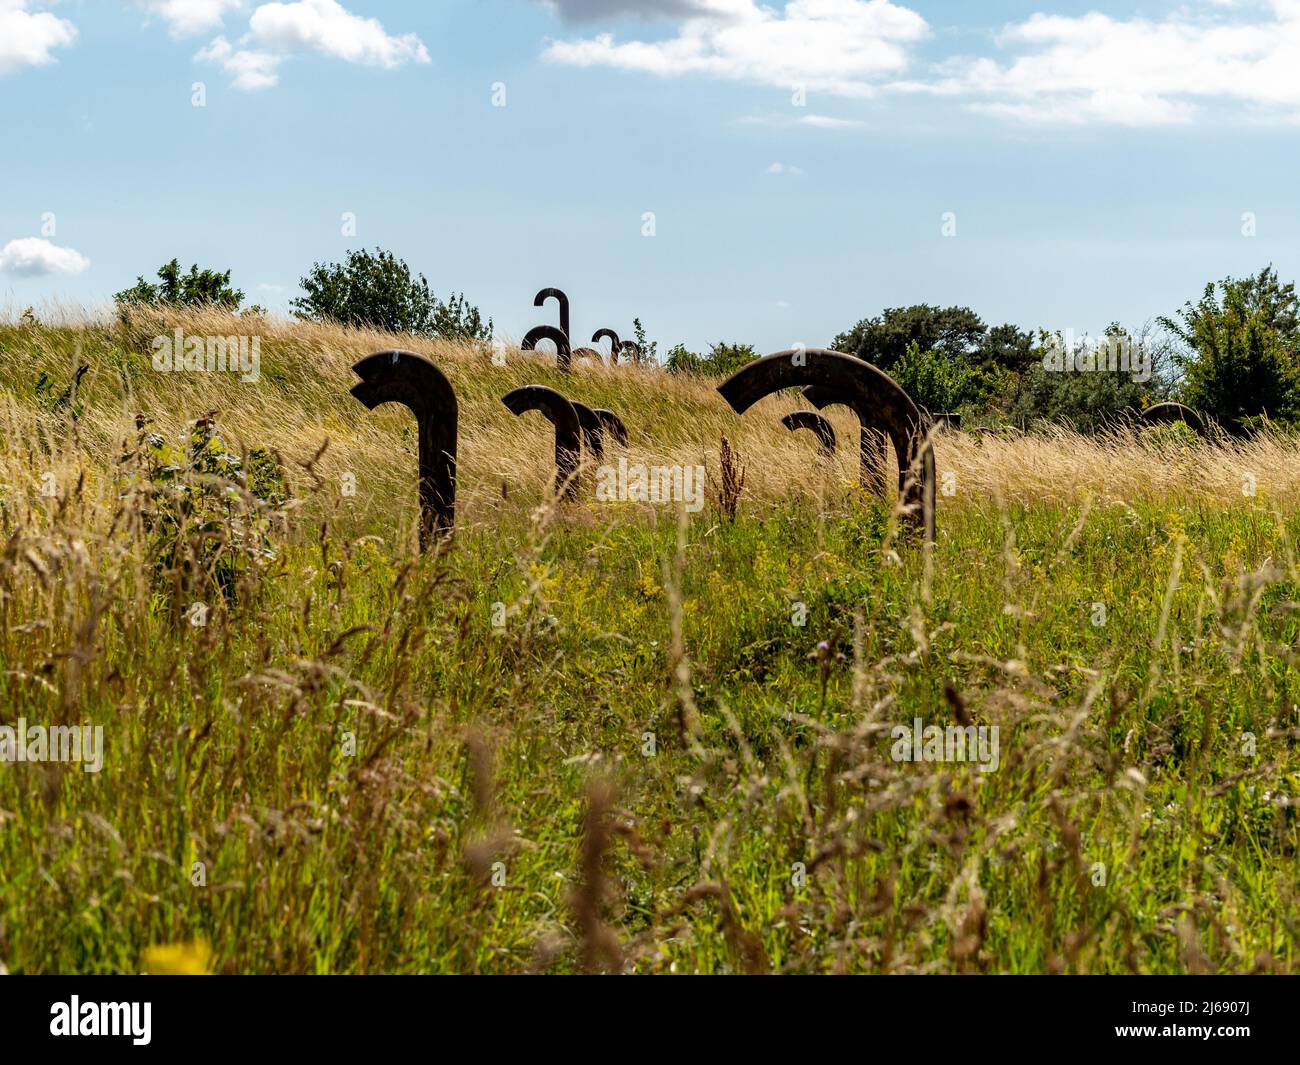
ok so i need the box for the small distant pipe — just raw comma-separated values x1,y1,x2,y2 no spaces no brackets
781,410,836,456
521,324,572,374
1139,402,1204,433
533,288,570,341
591,408,628,448
592,329,621,364
502,384,581,500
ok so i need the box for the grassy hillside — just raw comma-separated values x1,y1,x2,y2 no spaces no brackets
1,308,1298,973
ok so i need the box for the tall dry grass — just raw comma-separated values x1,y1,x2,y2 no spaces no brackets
5,304,1299,541
2,306,1300,975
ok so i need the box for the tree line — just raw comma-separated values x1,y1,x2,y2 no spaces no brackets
112,251,1300,435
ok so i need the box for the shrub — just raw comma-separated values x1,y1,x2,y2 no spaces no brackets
665,343,702,374
115,259,244,310
1160,266,1300,433
124,414,288,605
704,342,758,378
1010,326,1169,432
291,247,491,341
665,341,757,377
888,341,977,414
632,318,658,365
831,304,986,371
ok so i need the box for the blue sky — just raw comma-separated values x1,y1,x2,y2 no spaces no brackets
2,0,1298,353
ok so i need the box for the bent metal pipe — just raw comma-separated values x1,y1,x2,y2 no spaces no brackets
349,350,457,550
533,287,570,342
521,324,573,374
501,384,582,501
781,410,836,456
592,329,621,364
719,349,935,542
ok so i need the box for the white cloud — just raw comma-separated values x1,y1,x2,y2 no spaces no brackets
535,0,721,20
919,1,1300,125
738,111,863,128
141,0,245,38
0,237,90,276
247,0,428,68
544,0,1300,126
798,113,863,128
0,1,76,75
766,161,803,174
195,0,429,90
543,0,930,98
195,34,280,89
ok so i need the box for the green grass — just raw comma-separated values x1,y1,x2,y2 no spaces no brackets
1,313,1298,973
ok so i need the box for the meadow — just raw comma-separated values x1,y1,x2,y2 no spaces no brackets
1,305,1298,974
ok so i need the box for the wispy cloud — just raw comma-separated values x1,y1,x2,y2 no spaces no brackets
738,111,864,129
798,113,863,128
543,0,1300,126
534,0,723,20
195,34,279,89
912,2,1300,125
543,0,929,98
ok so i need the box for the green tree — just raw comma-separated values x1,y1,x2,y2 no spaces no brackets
1011,325,1168,432
977,323,1037,377
663,341,756,376
703,341,758,377
1159,266,1300,432
291,248,491,341
632,318,658,365
664,343,702,374
831,304,986,370
889,341,977,414
115,259,244,310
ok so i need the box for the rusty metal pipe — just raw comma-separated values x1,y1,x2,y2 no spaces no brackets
350,350,458,549
719,349,935,542
502,385,581,501
781,410,836,456
521,324,572,375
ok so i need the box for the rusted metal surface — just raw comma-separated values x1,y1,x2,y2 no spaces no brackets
591,408,628,448
570,400,605,462
502,385,581,500
592,329,620,363
521,324,572,374
579,406,629,461
350,350,457,549
533,288,570,341
571,346,601,367
925,412,962,432
1140,402,1204,433
781,410,836,455
719,349,935,542
801,385,889,494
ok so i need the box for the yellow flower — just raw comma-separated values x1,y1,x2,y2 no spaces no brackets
141,939,212,975
637,572,664,600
